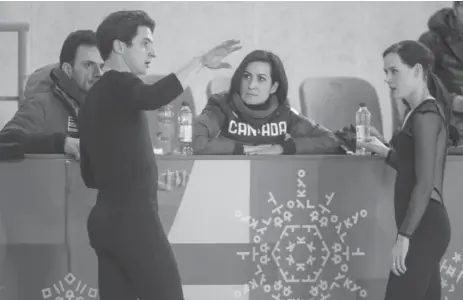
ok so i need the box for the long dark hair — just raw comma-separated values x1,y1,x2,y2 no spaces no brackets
227,50,288,104
382,40,452,127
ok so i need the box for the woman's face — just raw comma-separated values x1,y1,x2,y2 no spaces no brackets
383,52,420,101
239,61,278,105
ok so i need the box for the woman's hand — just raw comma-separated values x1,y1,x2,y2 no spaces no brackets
391,234,410,276
369,126,388,144
357,137,390,157
244,144,283,155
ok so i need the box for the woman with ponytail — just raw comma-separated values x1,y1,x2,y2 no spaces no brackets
359,40,452,300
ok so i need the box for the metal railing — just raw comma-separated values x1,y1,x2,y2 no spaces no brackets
0,22,29,102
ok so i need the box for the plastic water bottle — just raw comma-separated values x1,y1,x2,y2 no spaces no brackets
155,104,174,155
178,102,193,155
355,103,371,156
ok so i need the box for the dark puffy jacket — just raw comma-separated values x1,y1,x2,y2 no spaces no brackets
23,63,57,102
0,64,86,154
419,7,463,137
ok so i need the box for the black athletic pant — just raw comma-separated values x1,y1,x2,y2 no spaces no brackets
385,200,451,300
87,189,184,300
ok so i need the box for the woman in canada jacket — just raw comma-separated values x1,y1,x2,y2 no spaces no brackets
193,49,340,155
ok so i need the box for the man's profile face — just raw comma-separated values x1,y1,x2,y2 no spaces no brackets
71,45,104,92
122,26,156,76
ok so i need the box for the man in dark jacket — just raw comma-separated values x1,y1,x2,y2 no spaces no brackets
0,29,104,300
419,1,463,143
0,30,103,160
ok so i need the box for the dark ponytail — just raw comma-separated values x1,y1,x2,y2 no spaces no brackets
428,72,461,145
427,71,452,126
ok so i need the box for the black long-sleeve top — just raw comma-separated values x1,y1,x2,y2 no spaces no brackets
78,71,183,197
385,99,448,238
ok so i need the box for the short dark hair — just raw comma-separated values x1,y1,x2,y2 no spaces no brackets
59,30,97,67
96,10,155,61
383,40,435,78
228,50,289,104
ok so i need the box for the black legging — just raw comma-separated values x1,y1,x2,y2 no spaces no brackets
87,190,184,300
384,200,451,300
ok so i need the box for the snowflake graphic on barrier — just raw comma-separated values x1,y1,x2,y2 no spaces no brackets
440,251,463,300
234,169,368,300
42,273,98,300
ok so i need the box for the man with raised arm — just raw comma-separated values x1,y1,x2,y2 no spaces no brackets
78,10,241,300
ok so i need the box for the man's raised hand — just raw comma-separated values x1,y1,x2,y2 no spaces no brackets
200,39,242,70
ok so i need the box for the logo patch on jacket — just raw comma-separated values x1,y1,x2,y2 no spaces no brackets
67,116,78,136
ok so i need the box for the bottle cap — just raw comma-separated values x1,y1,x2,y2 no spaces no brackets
359,102,366,107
